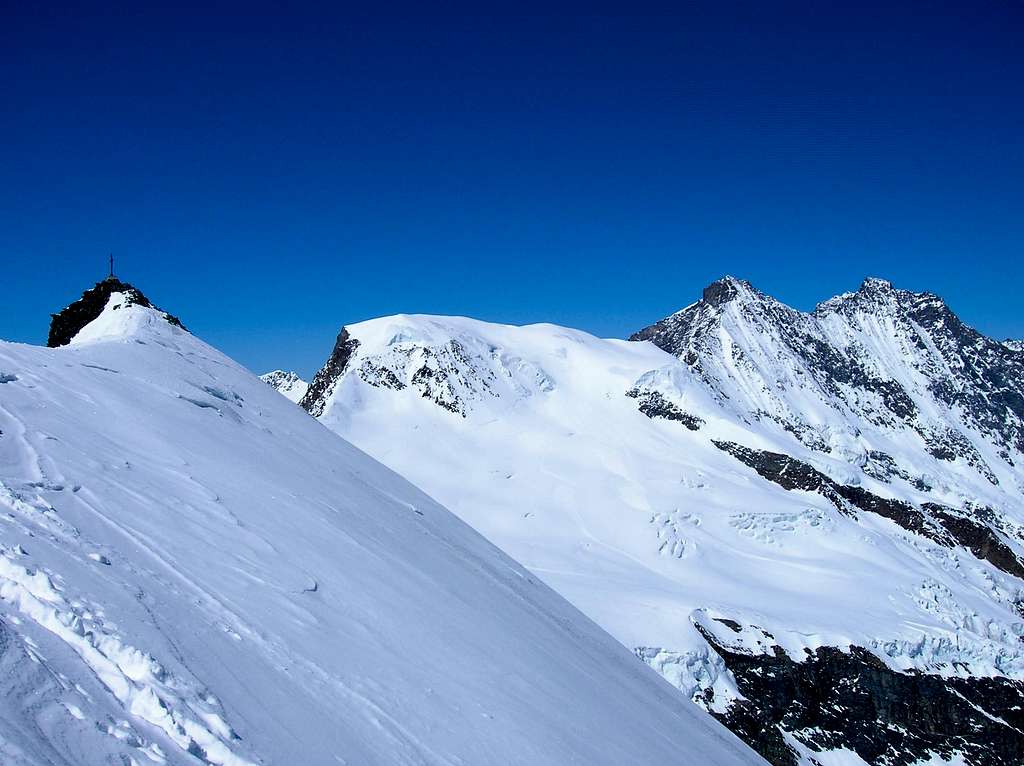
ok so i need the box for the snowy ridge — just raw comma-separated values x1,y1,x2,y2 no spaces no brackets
0,295,761,765
305,278,1024,765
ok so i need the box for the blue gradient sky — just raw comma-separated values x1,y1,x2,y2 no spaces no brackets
2,4,1022,377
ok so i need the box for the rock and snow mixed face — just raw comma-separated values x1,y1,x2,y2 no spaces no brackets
302,279,1024,765
0,288,761,766
259,370,308,404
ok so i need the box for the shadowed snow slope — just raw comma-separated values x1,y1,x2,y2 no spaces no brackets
0,294,760,766
303,281,1024,766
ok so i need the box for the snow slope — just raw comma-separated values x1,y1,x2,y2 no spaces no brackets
303,279,1024,765
0,289,761,766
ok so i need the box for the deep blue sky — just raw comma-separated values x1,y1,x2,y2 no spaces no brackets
2,4,1022,377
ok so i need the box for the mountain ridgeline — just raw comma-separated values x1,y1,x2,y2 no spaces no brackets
0,281,763,766
282,277,1024,766
631,276,1024,468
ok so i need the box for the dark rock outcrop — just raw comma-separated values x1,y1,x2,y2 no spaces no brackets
701,276,742,308
300,328,361,417
48,278,185,347
626,388,704,430
697,624,1024,766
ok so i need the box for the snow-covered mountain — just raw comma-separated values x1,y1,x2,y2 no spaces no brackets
299,277,1024,766
0,278,761,766
259,370,308,404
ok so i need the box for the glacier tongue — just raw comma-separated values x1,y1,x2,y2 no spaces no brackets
302,280,1024,765
0,296,762,765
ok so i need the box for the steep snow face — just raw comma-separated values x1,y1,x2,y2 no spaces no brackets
260,370,308,404
0,298,760,766
306,289,1024,765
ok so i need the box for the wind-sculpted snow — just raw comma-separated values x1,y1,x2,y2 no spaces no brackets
305,279,1024,765
0,297,761,765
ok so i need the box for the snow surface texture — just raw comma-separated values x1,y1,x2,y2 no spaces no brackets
0,292,760,766
304,278,1024,765
259,371,307,404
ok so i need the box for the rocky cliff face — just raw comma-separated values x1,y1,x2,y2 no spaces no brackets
693,619,1024,766
300,329,360,417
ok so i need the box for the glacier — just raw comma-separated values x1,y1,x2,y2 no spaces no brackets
294,277,1024,765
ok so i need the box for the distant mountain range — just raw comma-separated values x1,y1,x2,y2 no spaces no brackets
266,276,1024,765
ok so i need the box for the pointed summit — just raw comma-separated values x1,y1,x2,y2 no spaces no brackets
859,276,895,293
47,276,185,348
701,276,746,307
815,276,908,317
630,276,782,353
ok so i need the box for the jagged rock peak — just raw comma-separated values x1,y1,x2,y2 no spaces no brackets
47,277,186,348
701,275,746,307
629,275,782,348
262,370,304,386
630,274,1024,458
859,276,895,292
816,277,952,320
698,275,772,309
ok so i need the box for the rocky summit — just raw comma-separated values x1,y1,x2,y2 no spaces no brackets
48,277,185,348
